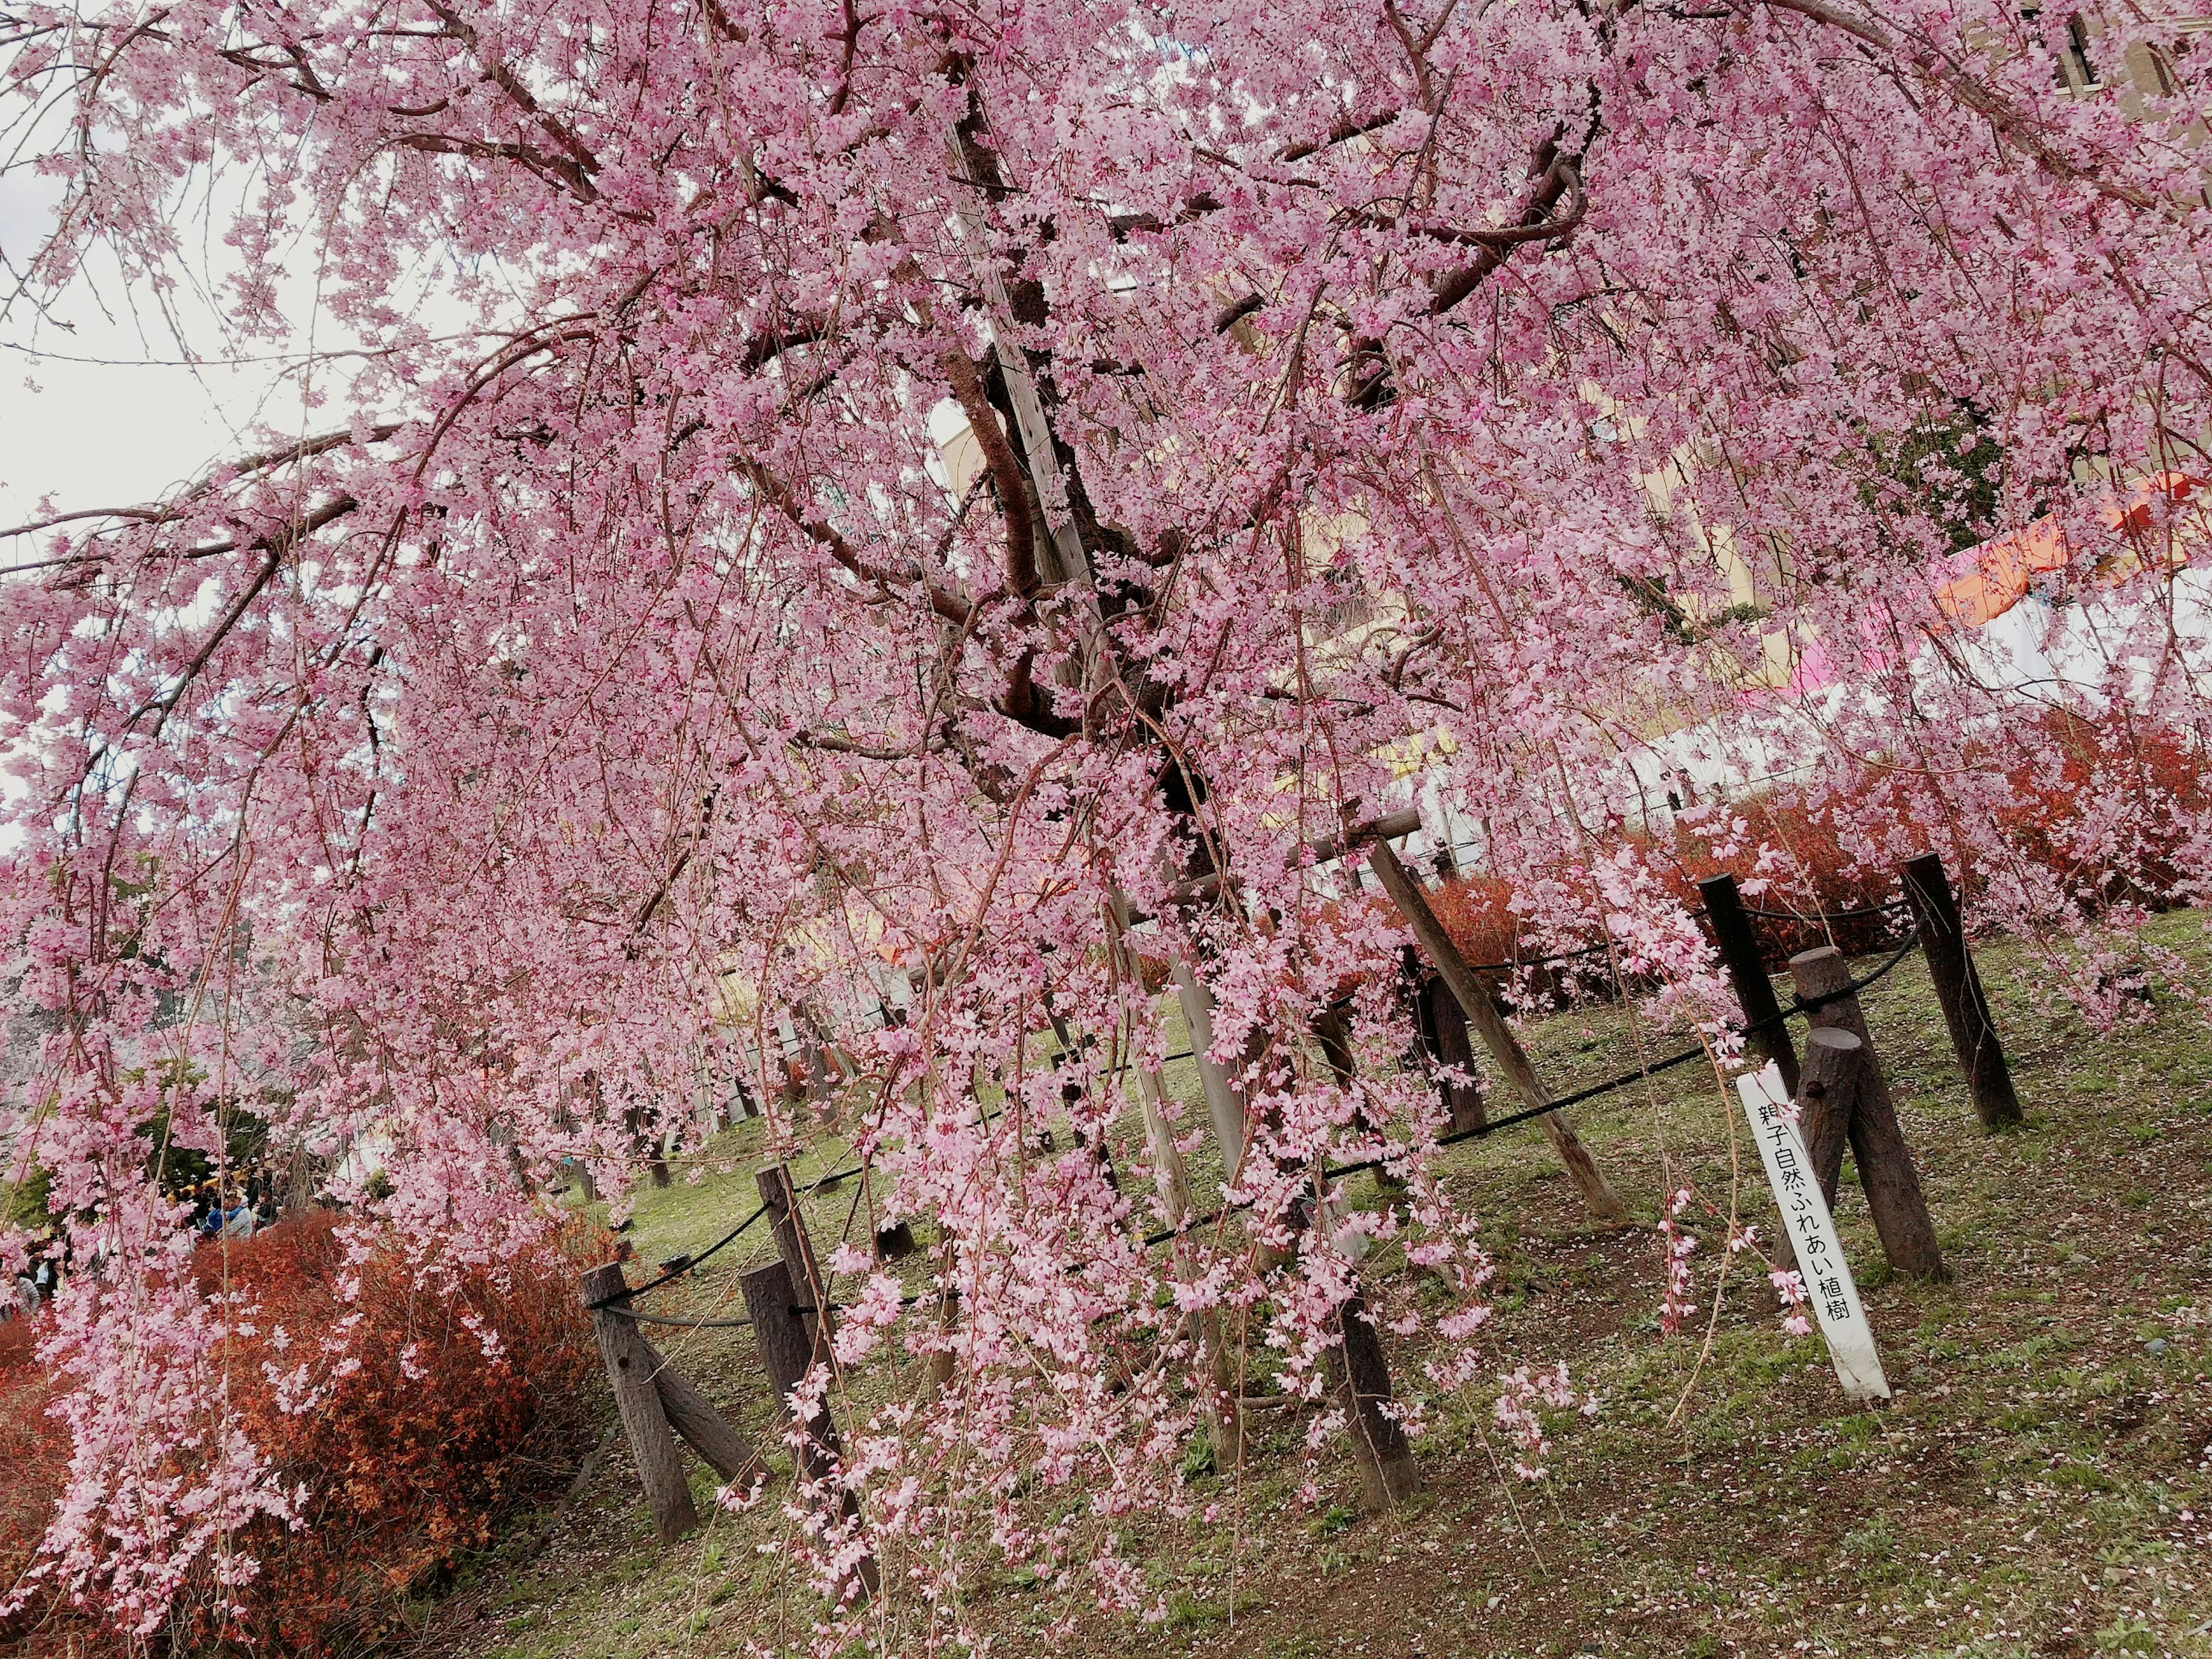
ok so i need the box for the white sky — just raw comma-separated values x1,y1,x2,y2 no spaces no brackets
0,167,351,529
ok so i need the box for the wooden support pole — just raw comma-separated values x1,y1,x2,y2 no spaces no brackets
918,1278,961,1402
1367,839,1627,1225
1332,1289,1421,1511
1169,959,1261,1185
756,1164,838,1358
739,1259,878,1603
1787,947,1948,1281
1698,872,1800,1096
581,1263,699,1543
1900,851,2023,1130
1762,1028,1864,1282
1314,1001,1404,1191
649,1349,766,1486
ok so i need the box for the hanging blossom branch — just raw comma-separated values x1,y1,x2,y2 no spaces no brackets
0,0,2207,1645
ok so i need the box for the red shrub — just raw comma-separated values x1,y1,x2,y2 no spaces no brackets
0,1212,610,1657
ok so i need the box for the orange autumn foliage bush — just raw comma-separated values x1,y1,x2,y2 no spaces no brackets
1,1211,609,1657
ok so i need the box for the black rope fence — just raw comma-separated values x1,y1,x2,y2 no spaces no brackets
1139,919,1922,1249
585,1198,770,1311
597,897,1923,1316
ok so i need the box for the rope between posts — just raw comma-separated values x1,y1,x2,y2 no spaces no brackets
1734,897,1910,924
601,1306,756,1329
596,935,1928,1315
1744,924,1923,1036
1140,930,1922,1251
585,1198,770,1311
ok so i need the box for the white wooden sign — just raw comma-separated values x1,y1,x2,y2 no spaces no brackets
1737,1062,1892,1403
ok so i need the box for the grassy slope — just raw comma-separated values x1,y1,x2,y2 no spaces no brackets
421,914,2212,1659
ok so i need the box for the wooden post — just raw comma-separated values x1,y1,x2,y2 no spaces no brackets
1419,974,1488,1134
1761,1028,1863,1283
1169,959,1260,1184
1333,1289,1421,1510
1106,894,1244,1466
581,1263,699,1543
1297,1203,1418,1510
1367,839,1627,1225
874,1220,918,1261
1796,1027,1865,1211
1315,1001,1404,1191
757,1163,838,1357
740,1259,878,1602
1900,851,2022,1130
1699,872,1800,1096
1787,947,1948,1281
918,1278,961,1403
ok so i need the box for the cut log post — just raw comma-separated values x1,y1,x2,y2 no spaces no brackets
874,1220,918,1262
757,1163,838,1359
1699,872,1801,1096
581,1263,699,1543
1796,1027,1866,1211
1900,851,2023,1131
1368,839,1627,1225
1787,947,1948,1281
740,1259,878,1603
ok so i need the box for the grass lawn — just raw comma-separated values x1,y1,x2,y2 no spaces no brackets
414,912,2212,1659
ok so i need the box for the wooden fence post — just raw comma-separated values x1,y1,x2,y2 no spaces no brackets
1796,1027,1866,1210
1900,851,2023,1131
1334,1288,1421,1511
1367,839,1628,1226
1699,872,1801,1096
1787,947,1948,1281
740,1258,879,1603
581,1263,699,1543
1315,999,1406,1192
1109,902,1244,1472
1297,1202,1419,1511
1418,973,1488,1134
757,1163,837,1358
1169,959,1263,1185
